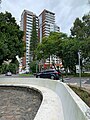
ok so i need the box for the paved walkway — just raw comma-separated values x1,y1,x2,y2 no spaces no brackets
0,86,42,120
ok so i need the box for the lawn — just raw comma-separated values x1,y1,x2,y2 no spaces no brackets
19,73,33,77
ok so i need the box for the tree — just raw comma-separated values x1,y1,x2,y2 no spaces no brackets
36,37,48,61
60,38,79,73
30,16,38,61
0,11,25,65
36,32,81,73
70,12,90,71
80,37,90,71
82,12,90,39
36,32,68,69
70,12,90,40
70,18,85,40
29,61,38,73
0,62,18,74
36,32,67,60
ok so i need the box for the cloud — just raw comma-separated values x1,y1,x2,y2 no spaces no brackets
48,0,90,34
1,0,90,35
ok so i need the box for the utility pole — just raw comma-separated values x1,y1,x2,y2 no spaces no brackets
78,50,81,88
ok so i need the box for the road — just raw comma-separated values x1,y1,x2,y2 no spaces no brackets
64,77,90,92
0,74,90,85
0,74,90,92
64,77,90,85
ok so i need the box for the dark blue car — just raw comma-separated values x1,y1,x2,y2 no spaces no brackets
36,69,61,80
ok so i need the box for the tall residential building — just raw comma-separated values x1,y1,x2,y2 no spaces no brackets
20,10,38,72
38,9,61,69
38,9,60,43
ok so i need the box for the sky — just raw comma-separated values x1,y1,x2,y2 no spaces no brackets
1,0,90,35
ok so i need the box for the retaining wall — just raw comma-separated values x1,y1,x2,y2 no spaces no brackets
0,78,89,120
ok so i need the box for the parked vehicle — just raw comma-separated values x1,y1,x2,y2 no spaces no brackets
36,69,61,80
5,72,12,76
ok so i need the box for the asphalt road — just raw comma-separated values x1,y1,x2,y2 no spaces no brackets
64,77,90,85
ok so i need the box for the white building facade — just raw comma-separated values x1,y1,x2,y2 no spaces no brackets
39,9,60,43
20,10,38,72
38,10,61,69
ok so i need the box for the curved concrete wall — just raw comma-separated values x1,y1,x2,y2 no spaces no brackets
0,78,89,120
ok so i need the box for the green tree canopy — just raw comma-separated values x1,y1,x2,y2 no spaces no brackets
36,32,80,73
36,12,90,73
30,16,38,61
70,12,90,40
60,38,79,73
36,32,67,60
0,11,25,65
70,12,90,70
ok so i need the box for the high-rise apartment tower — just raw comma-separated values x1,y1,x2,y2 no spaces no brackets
38,9,60,43
20,10,38,72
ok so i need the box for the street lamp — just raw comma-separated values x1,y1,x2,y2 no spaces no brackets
78,50,81,88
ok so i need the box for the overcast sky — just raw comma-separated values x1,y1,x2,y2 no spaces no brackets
1,0,90,35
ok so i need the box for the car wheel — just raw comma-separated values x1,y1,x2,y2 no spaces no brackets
51,75,55,80
37,75,40,78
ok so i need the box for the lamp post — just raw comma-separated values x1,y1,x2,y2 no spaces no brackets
78,50,81,88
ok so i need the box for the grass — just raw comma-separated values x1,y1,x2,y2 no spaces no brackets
73,73,90,77
69,85,90,107
63,73,90,77
19,73,33,77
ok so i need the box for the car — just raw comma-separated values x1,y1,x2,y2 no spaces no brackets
36,69,61,80
5,72,12,76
